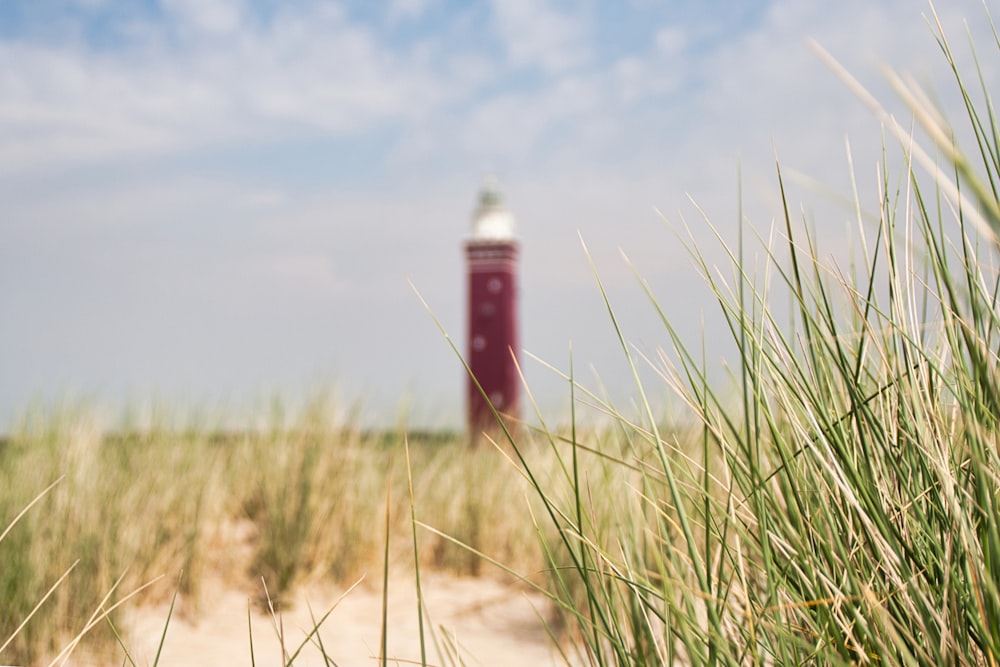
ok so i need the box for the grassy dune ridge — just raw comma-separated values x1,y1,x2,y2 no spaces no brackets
0,407,578,664
5,4,1000,665
510,9,1000,663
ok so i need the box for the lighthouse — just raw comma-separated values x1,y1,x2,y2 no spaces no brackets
465,181,520,441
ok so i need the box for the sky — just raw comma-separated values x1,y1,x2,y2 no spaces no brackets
1,0,997,432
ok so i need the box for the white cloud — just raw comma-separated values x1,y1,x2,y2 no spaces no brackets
685,0,992,188
263,252,345,295
612,52,682,104
654,26,686,55
0,5,450,174
71,0,111,9
162,0,244,34
458,73,602,158
388,0,434,22
239,190,286,209
488,0,591,73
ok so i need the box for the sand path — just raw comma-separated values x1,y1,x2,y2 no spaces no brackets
123,572,570,667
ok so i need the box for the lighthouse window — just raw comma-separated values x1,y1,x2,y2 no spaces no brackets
489,391,505,408
472,335,487,351
479,302,495,317
487,277,503,293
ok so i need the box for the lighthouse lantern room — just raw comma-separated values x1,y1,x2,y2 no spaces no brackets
464,181,520,441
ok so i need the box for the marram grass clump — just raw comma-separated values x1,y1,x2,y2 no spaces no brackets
485,8,1000,666
0,406,556,665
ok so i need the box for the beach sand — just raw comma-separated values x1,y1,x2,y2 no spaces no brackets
122,571,568,667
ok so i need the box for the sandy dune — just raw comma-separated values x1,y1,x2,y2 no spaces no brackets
123,572,570,667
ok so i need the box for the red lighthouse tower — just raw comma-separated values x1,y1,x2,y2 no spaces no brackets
465,181,520,441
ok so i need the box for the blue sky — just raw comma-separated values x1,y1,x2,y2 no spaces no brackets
1,0,996,431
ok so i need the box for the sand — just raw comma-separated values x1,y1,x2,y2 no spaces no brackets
122,571,570,667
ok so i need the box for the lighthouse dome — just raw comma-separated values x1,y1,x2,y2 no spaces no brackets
471,182,516,240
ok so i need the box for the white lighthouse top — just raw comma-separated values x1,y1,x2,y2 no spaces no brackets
470,180,517,240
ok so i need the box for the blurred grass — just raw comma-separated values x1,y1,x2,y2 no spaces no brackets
483,7,1000,665
0,404,565,665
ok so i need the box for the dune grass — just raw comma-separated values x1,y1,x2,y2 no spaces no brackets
0,406,559,665
3,4,1000,666
465,7,1000,665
